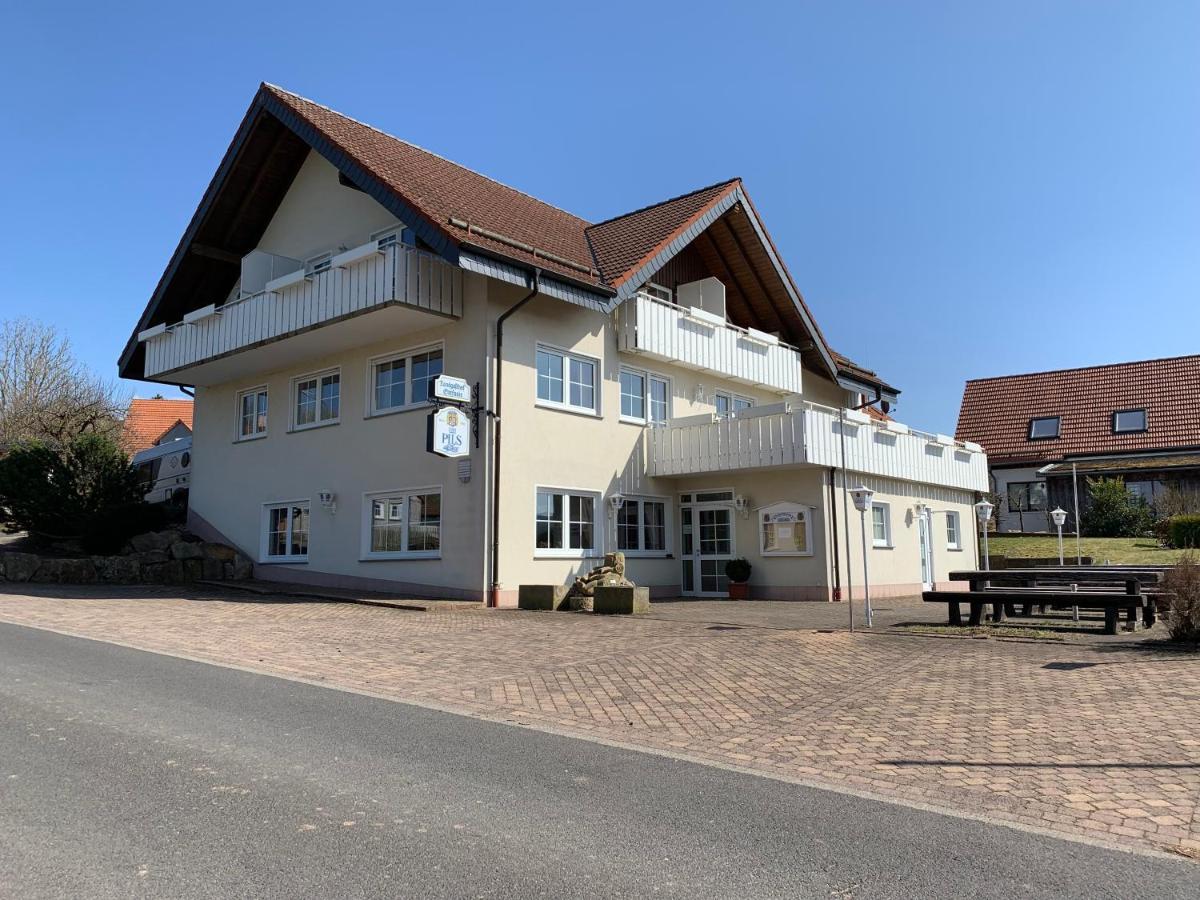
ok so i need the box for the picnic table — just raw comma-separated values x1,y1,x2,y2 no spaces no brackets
923,567,1163,635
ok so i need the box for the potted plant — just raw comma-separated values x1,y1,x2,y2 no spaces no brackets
725,558,752,600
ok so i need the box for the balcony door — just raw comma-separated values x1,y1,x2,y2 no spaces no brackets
679,490,735,596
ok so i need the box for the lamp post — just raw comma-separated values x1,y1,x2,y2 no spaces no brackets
1050,507,1068,565
850,485,876,628
974,499,995,571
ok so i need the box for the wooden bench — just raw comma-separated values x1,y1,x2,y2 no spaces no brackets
924,567,1162,635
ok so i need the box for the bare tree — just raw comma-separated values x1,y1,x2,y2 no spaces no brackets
0,319,129,452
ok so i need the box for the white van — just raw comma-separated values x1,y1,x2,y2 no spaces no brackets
131,436,191,505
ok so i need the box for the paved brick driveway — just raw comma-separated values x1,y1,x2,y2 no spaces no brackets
0,584,1196,859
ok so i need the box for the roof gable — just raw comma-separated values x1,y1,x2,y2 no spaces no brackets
123,398,194,454
955,354,1200,463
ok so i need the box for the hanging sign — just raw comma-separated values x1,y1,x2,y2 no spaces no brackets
431,374,472,404
427,406,470,458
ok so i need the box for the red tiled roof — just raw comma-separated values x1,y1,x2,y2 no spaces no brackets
123,398,193,454
955,354,1200,464
585,180,740,287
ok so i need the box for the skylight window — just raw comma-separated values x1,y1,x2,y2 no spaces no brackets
1112,409,1147,434
1028,416,1060,440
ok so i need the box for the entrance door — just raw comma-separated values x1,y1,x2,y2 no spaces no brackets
681,503,734,596
917,514,933,590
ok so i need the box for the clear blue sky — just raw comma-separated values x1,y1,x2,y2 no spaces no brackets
2,1,1196,432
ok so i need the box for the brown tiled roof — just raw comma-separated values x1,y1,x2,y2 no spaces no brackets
123,398,193,454
265,86,600,286
585,180,740,287
955,354,1200,464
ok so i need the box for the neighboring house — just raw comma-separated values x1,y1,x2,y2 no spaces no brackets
956,355,1200,533
124,398,194,504
118,83,987,604
123,397,194,454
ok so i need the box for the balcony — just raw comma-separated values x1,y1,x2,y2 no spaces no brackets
140,242,463,381
616,293,803,395
648,400,988,492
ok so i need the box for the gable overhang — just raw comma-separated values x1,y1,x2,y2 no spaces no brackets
458,245,615,313
608,185,839,381
119,85,462,381
836,373,900,406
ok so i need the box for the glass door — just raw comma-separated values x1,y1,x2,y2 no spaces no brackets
918,515,933,590
695,505,733,596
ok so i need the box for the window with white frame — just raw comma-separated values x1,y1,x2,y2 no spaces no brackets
364,489,442,557
946,511,961,550
871,502,891,547
293,369,340,429
616,497,668,553
619,368,671,425
263,502,309,561
714,391,753,418
642,282,672,303
536,346,597,414
759,502,812,556
237,387,268,440
535,488,598,555
370,345,444,415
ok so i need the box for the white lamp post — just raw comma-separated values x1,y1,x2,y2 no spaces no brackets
1050,507,1068,565
850,485,876,628
974,499,995,571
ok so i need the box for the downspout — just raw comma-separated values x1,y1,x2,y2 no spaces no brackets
828,467,841,600
488,269,541,607
179,386,195,398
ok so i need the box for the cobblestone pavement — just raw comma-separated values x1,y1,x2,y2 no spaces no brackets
0,584,1196,859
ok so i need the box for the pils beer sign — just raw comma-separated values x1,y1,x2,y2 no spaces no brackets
427,406,470,459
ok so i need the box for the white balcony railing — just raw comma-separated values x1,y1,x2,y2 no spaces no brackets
140,242,463,378
648,400,988,492
616,293,803,395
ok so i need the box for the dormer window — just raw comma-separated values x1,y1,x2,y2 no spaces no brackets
1112,409,1147,434
1028,416,1060,440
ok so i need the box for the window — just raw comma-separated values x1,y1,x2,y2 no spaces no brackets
293,369,340,429
305,252,332,276
364,489,441,558
263,502,309,561
620,368,671,425
535,488,598,555
1112,409,1147,434
1028,416,1060,440
369,345,444,414
759,503,812,556
616,497,668,554
871,502,891,547
946,511,961,550
642,283,672,303
237,387,268,440
536,346,598,414
1007,481,1047,512
715,392,753,418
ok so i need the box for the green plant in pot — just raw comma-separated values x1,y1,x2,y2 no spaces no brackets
725,557,752,600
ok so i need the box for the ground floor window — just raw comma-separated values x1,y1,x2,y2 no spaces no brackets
616,497,667,553
263,502,309,561
364,489,441,558
1007,481,1047,512
536,488,598,556
946,511,961,549
871,502,891,547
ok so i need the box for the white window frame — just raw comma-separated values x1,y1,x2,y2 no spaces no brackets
366,342,445,417
260,500,310,563
946,511,962,550
291,367,341,431
535,344,600,416
360,486,443,560
534,486,602,558
615,495,670,556
714,391,754,418
758,502,814,557
871,502,892,548
619,366,671,426
235,385,269,441
304,251,333,276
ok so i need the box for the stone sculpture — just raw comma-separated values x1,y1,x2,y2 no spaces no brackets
565,552,634,611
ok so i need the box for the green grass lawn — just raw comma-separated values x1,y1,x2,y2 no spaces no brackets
988,534,1191,565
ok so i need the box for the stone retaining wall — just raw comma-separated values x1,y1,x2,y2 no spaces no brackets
0,529,252,585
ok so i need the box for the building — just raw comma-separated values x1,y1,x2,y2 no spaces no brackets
124,398,194,504
956,355,1200,533
122,397,193,454
119,84,986,604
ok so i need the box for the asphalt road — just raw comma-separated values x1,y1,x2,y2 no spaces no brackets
0,622,1193,899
